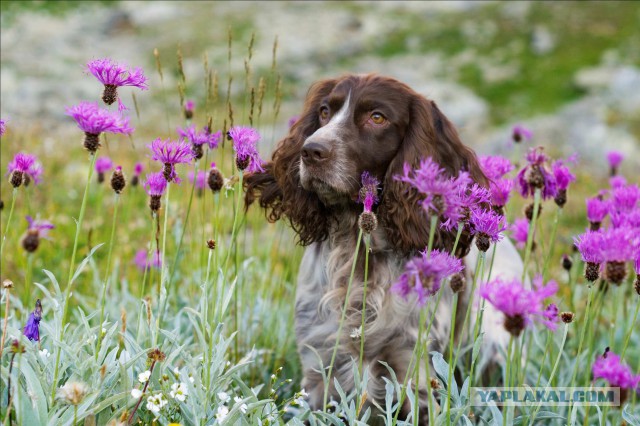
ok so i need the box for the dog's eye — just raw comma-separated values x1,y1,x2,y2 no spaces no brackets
319,106,329,120
370,112,386,125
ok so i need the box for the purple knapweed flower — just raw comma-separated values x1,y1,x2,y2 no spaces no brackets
598,226,638,284
397,157,471,222
543,303,559,326
478,155,514,180
66,102,134,153
7,152,42,188
489,178,514,210
184,100,195,120
357,171,380,233
133,249,162,271
606,151,624,176
586,197,609,230
228,126,264,173
22,215,54,253
609,184,640,214
610,175,627,189
0,118,6,136
188,170,207,191
479,275,559,336
512,124,533,143
592,349,640,400
516,147,557,200
551,159,576,207
470,209,506,252
610,210,640,229
95,156,113,184
23,299,43,341
510,218,531,250
131,162,144,187
143,171,168,212
148,138,194,182
203,128,221,150
86,58,148,111
288,115,300,128
391,249,463,306
574,230,606,282
440,177,489,232
177,125,221,159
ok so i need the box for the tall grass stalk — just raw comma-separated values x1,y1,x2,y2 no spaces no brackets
358,234,371,376
620,297,639,358
96,192,120,361
0,188,18,265
522,188,542,282
542,206,562,281
51,151,98,404
527,323,569,426
323,228,363,412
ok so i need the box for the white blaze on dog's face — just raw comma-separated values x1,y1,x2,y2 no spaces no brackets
297,76,411,206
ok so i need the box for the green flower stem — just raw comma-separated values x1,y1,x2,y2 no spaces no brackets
452,252,486,384
323,228,363,412
451,224,464,257
358,233,371,376
154,182,172,346
620,296,639,358
96,193,120,361
24,253,33,313
414,308,426,426
503,336,515,426
542,207,562,281
169,162,199,297
135,214,156,341
51,152,98,404
445,292,459,426
522,188,542,282
568,283,595,414
527,323,569,426
0,188,18,270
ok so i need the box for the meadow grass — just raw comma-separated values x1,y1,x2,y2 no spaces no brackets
0,30,639,426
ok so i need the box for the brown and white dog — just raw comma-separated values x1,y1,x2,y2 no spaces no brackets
245,74,521,423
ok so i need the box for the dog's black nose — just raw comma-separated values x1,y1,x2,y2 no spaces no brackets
301,142,330,164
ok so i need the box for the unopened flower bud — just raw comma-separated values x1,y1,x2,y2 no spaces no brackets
561,312,575,324
111,166,126,194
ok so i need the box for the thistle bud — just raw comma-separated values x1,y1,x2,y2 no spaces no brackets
110,166,126,194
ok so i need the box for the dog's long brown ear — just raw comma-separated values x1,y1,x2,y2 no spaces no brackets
244,78,338,246
378,96,487,254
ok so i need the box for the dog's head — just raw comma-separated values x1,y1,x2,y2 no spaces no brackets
245,73,486,253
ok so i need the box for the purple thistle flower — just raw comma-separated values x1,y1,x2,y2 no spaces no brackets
184,100,195,119
610,184,640,214
65,102,134,152
391,249,463,306
478,155,514,180
26,215,54,239
358,171,380,212
606,151,624,170
23,299,43,341
288,115,300,128
512,124,533,143
610,210,640,229
95,157,113,174
479,275,558,336
489,178,514,208
86,58,148,110
7,152,42,187
470,209,506,252
134,162,144,176
397,157,470,221
133,249,162,271
592,349,640,391
509,218,530,250
610,175,627,189
228,126,264,173
143,172,168,197
516,147,557,200
551,160,576,191
177,125,209,146
574,231,606,264
0,118,6,136
586,197,609,228
188,170,207,191
204,128,221,150
599,226,638,263
543,303,559,326
148,138,194,182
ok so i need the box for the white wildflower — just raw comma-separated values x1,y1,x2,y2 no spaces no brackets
189,375,195,383
57,381,90,405
39,348,50,358
131,388,142,399
215,405,229,422
170,382,188,402
234,396,248,413
138,370,151,383
217,391,230,403
146,394,168,415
